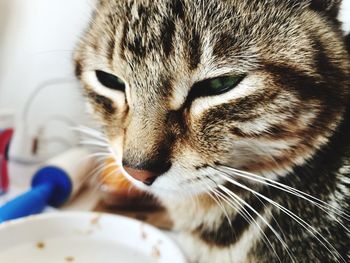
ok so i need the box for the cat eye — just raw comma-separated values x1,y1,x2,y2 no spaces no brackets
189,75,245,99
95,70,125,92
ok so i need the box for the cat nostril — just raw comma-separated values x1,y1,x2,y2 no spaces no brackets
124,166,159,186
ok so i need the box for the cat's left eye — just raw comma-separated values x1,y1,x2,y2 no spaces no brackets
95,70,125,92
189,75,245,99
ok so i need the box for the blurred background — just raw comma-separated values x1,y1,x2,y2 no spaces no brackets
0,0,96,161
0,0,350,162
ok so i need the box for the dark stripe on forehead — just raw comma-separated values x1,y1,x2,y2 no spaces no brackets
107,36,116,62
137,4,151,33
119,2,148,60
213,33,236,59
187,28,201,70
119,6,156,60
171,0,185,20
161,18,176,57
129,35,147,59
120,25,147,60
118,1,185,61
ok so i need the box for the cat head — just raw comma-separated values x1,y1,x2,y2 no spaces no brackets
75,0,350,199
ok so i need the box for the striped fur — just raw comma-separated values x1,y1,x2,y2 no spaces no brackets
75,1,350,262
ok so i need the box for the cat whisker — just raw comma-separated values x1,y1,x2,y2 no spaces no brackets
202,175,288,262
87,159,119,186
218,165,350,222
213,189,270,262
201,178,233,229
218,167,350,235
213,169,346,263
78,152,112,165
79,140,111,149
84,152,112,159
94,166,124,191
67,154,110,194
211,186,286,263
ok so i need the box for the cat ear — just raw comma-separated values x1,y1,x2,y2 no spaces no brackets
309,0,342,18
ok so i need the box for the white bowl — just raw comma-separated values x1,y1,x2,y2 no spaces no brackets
0,212,187,263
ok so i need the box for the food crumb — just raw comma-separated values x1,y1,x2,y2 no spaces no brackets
90,214,102,229
36,242,45,249
151,245,161,259
91,215,101,225
65,256,75,262
140,224,148,240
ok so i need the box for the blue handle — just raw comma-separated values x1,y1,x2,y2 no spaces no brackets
0,183,54,223
0,166,73,223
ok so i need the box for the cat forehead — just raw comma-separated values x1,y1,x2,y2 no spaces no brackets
75,0,317,102
88,0,305,69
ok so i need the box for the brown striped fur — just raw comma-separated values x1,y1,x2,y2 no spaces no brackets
75,1,350,262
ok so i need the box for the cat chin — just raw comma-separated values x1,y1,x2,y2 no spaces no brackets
150,187,205,202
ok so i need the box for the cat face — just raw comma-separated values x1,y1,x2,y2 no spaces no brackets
75,0,350,198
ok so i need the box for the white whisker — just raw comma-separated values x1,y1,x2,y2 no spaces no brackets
79,140,110,148
201,178,233,229
215,171,346,263
211,186,284,263
219,165,350,221
88,160,119,185
219,167,350,234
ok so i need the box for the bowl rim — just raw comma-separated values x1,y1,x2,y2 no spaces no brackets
0,211,187,263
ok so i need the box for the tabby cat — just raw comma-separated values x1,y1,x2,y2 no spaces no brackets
74,0,350,262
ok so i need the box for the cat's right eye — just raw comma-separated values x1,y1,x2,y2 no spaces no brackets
187,75,246,102
95,70,125,92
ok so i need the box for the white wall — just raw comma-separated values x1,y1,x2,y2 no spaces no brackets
0,0,95,108
0,0,96,159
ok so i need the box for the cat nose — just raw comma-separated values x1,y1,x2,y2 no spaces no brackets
123,166,160,186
